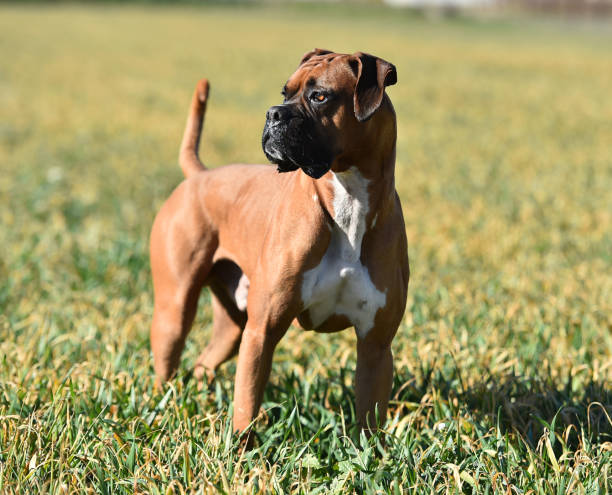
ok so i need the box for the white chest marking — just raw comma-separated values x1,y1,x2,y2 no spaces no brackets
301,168,386,338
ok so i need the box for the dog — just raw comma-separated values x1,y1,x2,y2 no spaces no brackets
150,49,409,437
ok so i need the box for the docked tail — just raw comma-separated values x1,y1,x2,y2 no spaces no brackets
179,78,210,178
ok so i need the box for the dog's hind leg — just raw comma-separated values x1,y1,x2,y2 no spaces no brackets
151,279,205,383
193,289,246,385
150,182,216,383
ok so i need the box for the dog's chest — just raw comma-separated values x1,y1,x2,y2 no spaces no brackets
301,170,386,338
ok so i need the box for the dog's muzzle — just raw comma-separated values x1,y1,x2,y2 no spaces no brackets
262,104,333,179
262,105,300,173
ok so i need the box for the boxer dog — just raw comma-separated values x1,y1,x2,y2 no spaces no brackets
150,49,409,437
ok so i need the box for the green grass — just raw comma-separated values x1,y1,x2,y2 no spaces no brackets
1,3,611,493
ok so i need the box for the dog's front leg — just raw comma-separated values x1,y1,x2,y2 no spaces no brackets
355,337,394,434
354,310,404,435
232,319,289,434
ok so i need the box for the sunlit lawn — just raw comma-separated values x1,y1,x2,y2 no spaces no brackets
0,4,611,493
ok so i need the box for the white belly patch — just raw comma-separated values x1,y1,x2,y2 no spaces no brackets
233,274,249,312
301,168,386,338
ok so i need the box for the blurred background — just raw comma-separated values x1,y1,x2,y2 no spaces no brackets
1,0,611,492
388,0,612,16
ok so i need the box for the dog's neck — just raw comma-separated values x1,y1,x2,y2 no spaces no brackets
330,168,370,261
310,142,397,240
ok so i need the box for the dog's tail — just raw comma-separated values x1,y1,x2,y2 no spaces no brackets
179,78,210,178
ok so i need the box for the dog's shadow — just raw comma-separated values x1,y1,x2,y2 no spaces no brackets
389,365,612,450
255,362,612,452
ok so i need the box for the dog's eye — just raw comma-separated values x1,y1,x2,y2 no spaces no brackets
310,91,328,103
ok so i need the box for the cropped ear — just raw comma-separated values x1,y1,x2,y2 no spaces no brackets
299,48,333,66
350,52,397,122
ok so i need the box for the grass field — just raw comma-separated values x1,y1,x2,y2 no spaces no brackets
1,3,611,493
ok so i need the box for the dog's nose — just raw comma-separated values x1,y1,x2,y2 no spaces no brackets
266,105,292,123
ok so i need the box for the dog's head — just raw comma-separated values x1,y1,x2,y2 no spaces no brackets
262,49,397,179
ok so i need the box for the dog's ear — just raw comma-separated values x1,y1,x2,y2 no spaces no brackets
299,48,333,66
350,52,397,122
